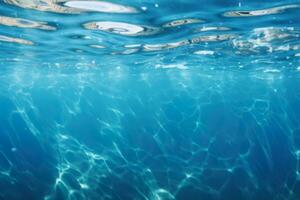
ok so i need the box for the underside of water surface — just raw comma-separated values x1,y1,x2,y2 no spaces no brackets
0,0,300,200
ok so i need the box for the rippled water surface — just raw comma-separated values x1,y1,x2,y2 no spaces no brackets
0,0,300,200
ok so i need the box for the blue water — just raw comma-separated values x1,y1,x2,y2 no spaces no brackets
1,0,300,199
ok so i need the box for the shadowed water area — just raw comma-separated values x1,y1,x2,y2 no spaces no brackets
0,0,300,200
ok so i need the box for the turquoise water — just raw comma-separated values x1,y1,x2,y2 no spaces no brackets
0,0,300,200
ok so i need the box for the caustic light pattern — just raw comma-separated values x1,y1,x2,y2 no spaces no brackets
0,0,300,200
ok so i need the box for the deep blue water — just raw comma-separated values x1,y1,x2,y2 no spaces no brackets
1,0,300,200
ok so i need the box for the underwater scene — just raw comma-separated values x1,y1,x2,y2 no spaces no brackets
1,0,300,199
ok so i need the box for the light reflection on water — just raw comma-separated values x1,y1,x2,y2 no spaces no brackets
0,0,299,72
